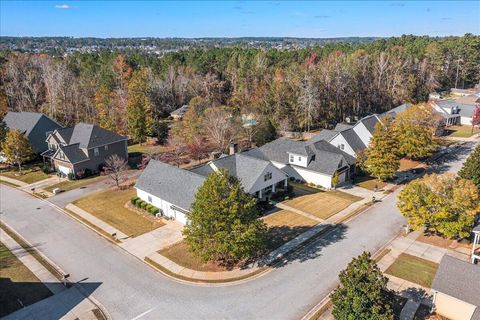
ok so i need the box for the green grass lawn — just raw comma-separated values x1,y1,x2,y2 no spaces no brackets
44,175,106,193
445,125,480,138
0,242,52,317
73,188,164,237
0,168,50,184
354,176,387,191
128,143,170,155
385,253,439,288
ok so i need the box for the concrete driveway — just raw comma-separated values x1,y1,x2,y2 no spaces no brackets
48,170,142,208
0,142,474,320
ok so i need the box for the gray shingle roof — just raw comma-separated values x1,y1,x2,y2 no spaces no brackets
431,255,480,306
170,105,189,117
334,123,354,132
56,143,89,164
308,129,338,144
359,115,381,134
245,138,355,176
191,154,274,192
437,99,476,118
339,128,366,153
381,103,412,118
4,112,44,135
135,160,206,211
68,123,126,149
54,127,74,144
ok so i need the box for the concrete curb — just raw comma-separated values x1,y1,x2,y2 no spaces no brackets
0,218,112,320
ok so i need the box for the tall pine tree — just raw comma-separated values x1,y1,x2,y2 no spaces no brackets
365,118,400,180
459,144,480,187
127,68,152,143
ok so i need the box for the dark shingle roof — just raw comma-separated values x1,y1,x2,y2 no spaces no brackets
170,105,189,117
359,115,381,134
381,103,412,118
135,160,206,211
243,138,305,164
431,255,480,306
340,128,366,153
57,143,89,164
191,154,275,192
54,127,74,144
68,123,126,149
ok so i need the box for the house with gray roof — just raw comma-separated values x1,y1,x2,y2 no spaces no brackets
431,97,479,126
309,114,382,157
244,138,356,189
42,123,128,177
3,111,63,154
431,255,480,320
135,154,288,224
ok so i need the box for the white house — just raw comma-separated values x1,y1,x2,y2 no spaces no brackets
135,154,288,224
430,97,479,126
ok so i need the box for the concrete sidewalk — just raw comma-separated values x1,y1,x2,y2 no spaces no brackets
0,175,28,187
1,226,103,320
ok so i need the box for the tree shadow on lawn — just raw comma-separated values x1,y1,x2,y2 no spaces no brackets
260,223,348,269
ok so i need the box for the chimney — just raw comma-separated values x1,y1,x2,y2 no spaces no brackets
229,143,238,155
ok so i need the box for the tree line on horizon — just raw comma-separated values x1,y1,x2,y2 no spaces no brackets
0,34,478,142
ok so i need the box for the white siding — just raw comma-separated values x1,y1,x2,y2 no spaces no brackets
460,116,472,125
291,166,333,189
287,153,308,167
353,122,373,147
330,134,356,157
271,161,303,181
248,163,287,194
57,165,72,175
136,188,188,224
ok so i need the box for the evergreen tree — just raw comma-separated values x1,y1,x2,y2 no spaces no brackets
183,169,267,265
1,129,33,174
0,118,7,152
459,144,480,186
127,69,152,143
331,252,393,320
365,118,400,180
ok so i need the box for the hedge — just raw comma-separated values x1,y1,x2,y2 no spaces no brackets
131,198,160,216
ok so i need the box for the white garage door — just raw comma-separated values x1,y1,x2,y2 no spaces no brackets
174,209,187,224
58,165,72,175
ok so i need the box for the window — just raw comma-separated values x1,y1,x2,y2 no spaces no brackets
104,145,109,151
289,155,294,162
59,152,65,160
264,172,272,181
148,196,152,203
94,148,99,156
298,156,301,161
338,144,344,150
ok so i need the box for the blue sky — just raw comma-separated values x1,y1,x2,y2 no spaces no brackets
1,1,479,38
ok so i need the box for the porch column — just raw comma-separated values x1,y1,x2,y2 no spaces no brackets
284,178,288,187
258,189,262,199
272,183,276,193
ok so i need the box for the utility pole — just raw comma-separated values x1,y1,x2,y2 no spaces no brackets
454,57,462,89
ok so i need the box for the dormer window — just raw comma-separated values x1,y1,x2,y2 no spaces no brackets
338,144,345,150
59,151,65,160
94,148,99,156
298,156,301,161
289,155,294,162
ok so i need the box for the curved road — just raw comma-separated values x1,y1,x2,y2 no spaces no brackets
0,142,473,320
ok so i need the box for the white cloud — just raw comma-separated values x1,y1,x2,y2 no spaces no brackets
55,4,72,9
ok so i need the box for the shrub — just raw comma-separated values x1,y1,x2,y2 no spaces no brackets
131,196,139,205
41,163,50,174
141,202,148,209
135,200,145,208
67,172,75,180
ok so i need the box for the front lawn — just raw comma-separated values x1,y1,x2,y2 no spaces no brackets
283,190,362,220
354,175,387,191
444,125,480,138
44,175,106,193
385,253,439,288
399,158,423,171
0,242,53,317
0,167,50,184
73,188,164,237
159,241,228,272
128,143,170,155
263,209,319,250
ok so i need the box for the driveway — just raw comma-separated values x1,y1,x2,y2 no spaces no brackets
48,170,142,208
0,142,474,320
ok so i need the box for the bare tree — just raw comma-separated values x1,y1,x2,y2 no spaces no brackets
103,155,128,189
202,106,237,153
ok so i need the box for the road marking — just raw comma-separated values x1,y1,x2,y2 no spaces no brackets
131,307,155,320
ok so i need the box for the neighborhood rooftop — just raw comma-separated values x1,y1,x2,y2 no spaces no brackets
60,123,127,149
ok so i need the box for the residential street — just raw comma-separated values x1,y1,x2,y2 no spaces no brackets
0,142,474,320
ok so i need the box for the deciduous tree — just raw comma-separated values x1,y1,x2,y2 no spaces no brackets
1,129,33,173
103,154,128,189
397,173,479,238
331,251,393,320
365,119,400,180
183,169,267,265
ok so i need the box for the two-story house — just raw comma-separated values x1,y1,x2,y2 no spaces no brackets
41,123,128,178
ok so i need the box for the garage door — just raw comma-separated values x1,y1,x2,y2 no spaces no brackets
58,165,72,175
174,210,187,224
